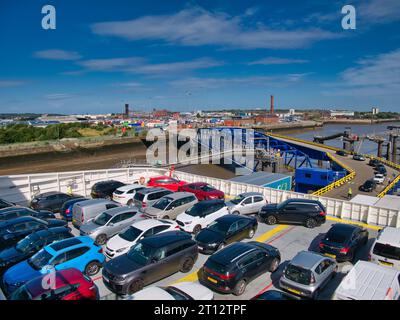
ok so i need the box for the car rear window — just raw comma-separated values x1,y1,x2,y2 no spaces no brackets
50,238,82,251
206,258,229,274
325,230,348,244
134,193,145,202
373,243,400,261
285,264,312,285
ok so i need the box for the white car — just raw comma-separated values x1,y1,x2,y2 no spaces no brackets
105,218,179,259
112,184,146,205
127,282,214,300
373,174,385,184
176,199,229,234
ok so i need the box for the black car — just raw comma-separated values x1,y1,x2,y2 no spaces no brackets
0,227,73,275
369,159,381,167
359,179,377,192
91,180,125,199
195,215,258,254
30,192,80,213
251,289,299,300
200,242,281,296
102,231,198,295
0,199,15,210
375,165,387,176
259,199,326,229
0,207,55,221
353,154,366,161
336,150,347,157
60,197,88,221
0,216,68,250
319,223,369,262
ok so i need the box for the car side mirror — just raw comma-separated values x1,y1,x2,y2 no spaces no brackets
108,222,114,227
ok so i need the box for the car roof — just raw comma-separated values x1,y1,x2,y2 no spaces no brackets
116,184,145,192
162,192,195,200
102,206,138,216
286,199,321,204
141,231,192,248
376,227,400,247
0,216,42,227
210,242,259,265
34,227,70,238
149,176,175,180
194,199,225,207
237,192,263,197
36,191,64,197
215,214,251,224
290,251,326,269
0,206,34,215
94,180,121,185
45,236,92,254
329,223,359,233
130,219,167,231
137,187,170,194
187,182,207,186
76,199,115,206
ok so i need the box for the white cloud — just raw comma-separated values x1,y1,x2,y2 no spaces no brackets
249,57,309,65
0,80,25,88
77,57,145,71
91,7,340,49
44,93,73,100
34,49,82,60
359,0,400,23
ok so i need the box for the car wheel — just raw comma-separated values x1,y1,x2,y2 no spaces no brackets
265,215,277,225
247,228,255,239
217,243,226,251
193,225,202,235
85,261,101,276
269,257,280,273
128,279,144,294
305,218,317,229
180,257,194,273
105,195,112,201
163,215,170,219
233,279,247,296
96,234,108,246
232,211,240,215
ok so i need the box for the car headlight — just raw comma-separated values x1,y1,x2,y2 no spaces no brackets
116,247,128,253
208,243,218,248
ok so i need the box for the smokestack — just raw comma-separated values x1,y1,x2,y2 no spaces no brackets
124,104,129,117
270,95,274,114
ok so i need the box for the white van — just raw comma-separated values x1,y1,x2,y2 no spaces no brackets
333,261,400,300
369,227,400,270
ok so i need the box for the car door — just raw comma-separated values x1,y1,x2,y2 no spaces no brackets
237,250,263,281
278,203,299,223
203,203,225,227
58,247,90,271
315,259,335,288
145,246,170,283
225,221,241,244
106,214,124,236
253,196,266,214
241,197,253,215
47,195,59,211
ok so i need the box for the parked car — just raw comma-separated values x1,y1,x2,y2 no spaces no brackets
195,215,258,254
143,192,198,220
30,192,80,213
112,184,146,206
251,289,299,300
259,199,326,229
0,227,73,275
225,192,267,215
369,227,400,270
0,207,55,221
105,219,179,260
373,174,385,184
319,223,369,262
72,199,120,229
333,261,400,300
127,282,214,300
79,206,145,245
176,199,230,234
0,216,68,251
200,241,281,296
9,268,99,300
2,236,104,296
375,164,387,176
336,150,347,157
279,251,337,299
178,182,225,201
369,159,381,167
353,154,366,161
359,179,377,192
102,231,198,295
91,180,126,199
147,176,187,192
0,199,15,210
133,187,173,212
60,197,88,221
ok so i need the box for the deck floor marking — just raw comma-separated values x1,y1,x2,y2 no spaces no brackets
326,216,382,231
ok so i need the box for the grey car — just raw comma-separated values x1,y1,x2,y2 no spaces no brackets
143,192,198,220
279,250,337,299
72,199,120,229
102,231,198,295
79,206,144,245
133,187,173,212
226,192,267,215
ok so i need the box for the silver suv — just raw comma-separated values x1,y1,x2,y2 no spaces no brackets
133,188,173,212
79,206,144,245
144,192,198,220
279,251,337,299
226,192,267,215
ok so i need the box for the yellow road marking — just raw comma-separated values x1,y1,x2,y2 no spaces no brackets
326,216,382,231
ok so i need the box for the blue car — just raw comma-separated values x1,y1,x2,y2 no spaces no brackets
2,236,104,295
60,198,87,221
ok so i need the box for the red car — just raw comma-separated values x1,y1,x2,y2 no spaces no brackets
9,268,98,300
179,182,225,201
147,176,187,192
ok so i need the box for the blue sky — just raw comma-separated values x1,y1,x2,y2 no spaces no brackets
0,0,399,114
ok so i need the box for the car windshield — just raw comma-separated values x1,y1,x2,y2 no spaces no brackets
200,184,216,192
325,230,348,244
16,234,40,253
93,212,112,226
119,226,143,242
28,249,52,270
207,220,230,234
365,181,374,187
164,287,190,300
185,204,206,217
285,264,312,285
152,197,173,210
277,200,289,210
230,194,246,205
373,243,400,261
127,242,154,265
10,285,32,300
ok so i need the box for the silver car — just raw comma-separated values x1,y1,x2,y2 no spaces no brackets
133,187,173,212
79,206,144,245
144,192,198,220
279,251,337,299
226,192,267,215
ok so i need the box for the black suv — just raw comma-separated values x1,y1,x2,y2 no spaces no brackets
369,159,381,167
102,231,198,295
0,207,55,221
30,192,80,213
375,164,387,176
359,179,377,192
0,227,73,275
91,180,125,199
0,199,15,210
200,241,281,296
259,199,326,228
0,216,68,250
